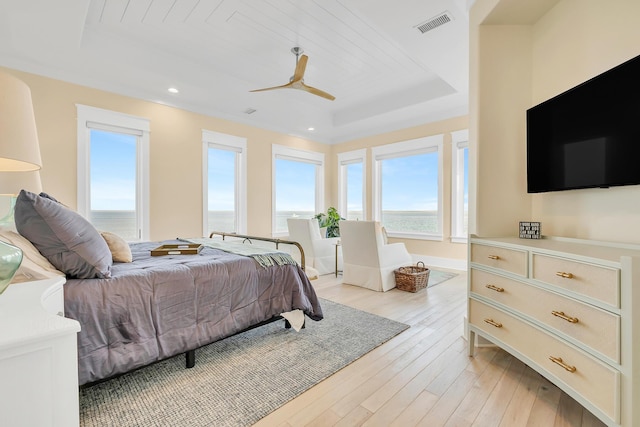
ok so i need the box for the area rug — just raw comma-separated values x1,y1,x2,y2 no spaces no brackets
79,299,409,427
428,269,458,288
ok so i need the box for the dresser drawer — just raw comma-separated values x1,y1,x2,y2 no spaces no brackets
469,299,619,422
470,243,527,277
531,253,619,308
470,268,620,363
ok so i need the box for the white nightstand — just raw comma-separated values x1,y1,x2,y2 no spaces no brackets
0,276,81,427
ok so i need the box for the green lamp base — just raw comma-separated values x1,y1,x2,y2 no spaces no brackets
0,240,23,295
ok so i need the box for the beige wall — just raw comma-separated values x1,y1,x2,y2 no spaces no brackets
2,66,469,263
530,0,640,243
471,0,640,243
332,115,469,262
1,67,332,241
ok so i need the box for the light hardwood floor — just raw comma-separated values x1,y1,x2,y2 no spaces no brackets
255,270,607,427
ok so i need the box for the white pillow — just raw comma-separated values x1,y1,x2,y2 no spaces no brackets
0,228,64,282
100,231,133,263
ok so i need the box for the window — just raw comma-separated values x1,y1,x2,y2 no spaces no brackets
338,149,366,221
272,145,324,235
451,129,469,243
372,135,443,240
77,105,149,241
202,131,247,236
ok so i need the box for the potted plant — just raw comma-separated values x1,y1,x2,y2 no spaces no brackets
314,207,344,238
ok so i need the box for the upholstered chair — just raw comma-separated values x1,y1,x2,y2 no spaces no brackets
287,218,342,276
339,220,412,292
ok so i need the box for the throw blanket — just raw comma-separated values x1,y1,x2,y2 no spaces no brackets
182,237,298,269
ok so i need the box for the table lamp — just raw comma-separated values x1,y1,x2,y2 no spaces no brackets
0,71,43,294
0,170,42,225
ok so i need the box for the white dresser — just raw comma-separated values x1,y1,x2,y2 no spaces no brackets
467,235,640,427
0,277,81,427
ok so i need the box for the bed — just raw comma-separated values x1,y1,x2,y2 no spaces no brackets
9,190,323,386
64,239,323,385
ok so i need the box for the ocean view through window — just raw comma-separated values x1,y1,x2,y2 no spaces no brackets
207,148,236,234
381,152,439,234
202,131,247,236
77,105,150,241
274,159,316,233
272,145,324,236
338,149,366,222
88,129,137,240
346,162,364,220
372,135,443,239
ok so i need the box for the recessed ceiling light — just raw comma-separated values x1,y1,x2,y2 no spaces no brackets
307,127,315,131
168,87,179,94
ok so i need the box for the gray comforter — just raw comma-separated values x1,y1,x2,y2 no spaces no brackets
64,241,323,385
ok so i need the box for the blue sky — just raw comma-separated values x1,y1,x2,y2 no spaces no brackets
90,130,136,210
381,152,439,211
346,162,363,212
274,158,316,212
91,132,466,214
208,148,235,210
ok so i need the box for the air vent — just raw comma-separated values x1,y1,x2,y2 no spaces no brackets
415,11,453,34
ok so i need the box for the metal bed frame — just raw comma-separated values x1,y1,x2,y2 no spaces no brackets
208,231,306,271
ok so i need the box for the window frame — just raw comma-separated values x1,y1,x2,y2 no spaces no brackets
202,130,247,236
337,149,366,221
272,144,325,237
76,104,150,241
451,129,469,243
371,135,444,240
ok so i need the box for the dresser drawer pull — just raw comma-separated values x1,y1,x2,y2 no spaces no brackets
551,310,579,323
487,255,500,260
555,271,574,279
485,284,505,292
549,356,577,373
484,318,503,328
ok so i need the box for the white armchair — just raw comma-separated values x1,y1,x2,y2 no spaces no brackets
339,220,413,292
287,218,342,276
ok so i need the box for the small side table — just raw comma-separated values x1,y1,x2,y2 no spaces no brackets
0,277,81,427
334,241,341,277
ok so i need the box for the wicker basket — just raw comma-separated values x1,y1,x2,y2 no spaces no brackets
394,261,430,292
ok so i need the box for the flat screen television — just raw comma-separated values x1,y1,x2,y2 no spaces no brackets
527,54,640,193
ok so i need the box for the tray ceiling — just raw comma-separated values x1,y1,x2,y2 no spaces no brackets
0,0,471,144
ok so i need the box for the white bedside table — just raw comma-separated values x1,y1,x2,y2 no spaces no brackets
0,276,81,427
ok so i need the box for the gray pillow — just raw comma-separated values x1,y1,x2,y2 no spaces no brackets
14,190,112,279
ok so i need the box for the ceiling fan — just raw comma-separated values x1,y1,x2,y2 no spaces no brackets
250,47,335,101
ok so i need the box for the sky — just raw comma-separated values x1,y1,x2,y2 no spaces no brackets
208,148,235,210
381,152,439,211
90,132,467,216
90,130,136,211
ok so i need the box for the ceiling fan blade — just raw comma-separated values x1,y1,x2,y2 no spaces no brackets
292,55,308,82
249,82,294,93
300,82,335,101
250,50,335,100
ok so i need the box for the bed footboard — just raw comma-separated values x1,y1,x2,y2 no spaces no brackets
208,231,307,271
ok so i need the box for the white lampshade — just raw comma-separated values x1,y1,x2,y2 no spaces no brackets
0,72,42,171
0,170,42,196
0,72,43,293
